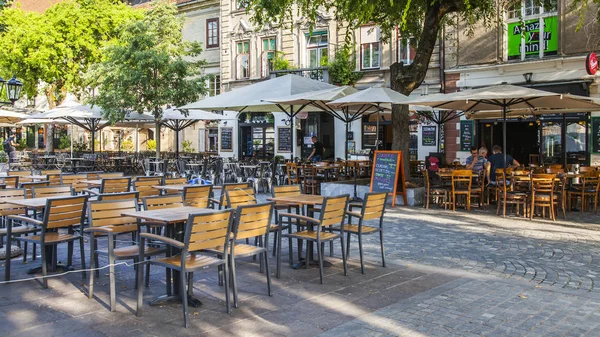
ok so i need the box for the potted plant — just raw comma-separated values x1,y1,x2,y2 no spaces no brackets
0,151,8,172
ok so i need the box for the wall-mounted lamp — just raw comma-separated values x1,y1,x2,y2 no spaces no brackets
222,121,227,126
523,72,533,83
282,119,290,126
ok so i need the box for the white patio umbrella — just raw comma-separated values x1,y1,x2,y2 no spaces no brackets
404,83,600,169
179,74,338,160
0,109,29,123
161,108,232,156
30,100,153,153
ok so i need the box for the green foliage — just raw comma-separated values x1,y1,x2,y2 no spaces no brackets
16,138,26,151
146,139,156,151
58,134,71,149
182,140,194,153
272,52,295,71
121,139,134,152
0,0,141,105
328,47,362,85
73,141,88,152
89,0,207,123
0,150,7,163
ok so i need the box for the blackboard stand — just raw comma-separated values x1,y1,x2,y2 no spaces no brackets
369,150,407,207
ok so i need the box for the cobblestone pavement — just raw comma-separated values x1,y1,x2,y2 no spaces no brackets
353,206,600,292
2,195,600,336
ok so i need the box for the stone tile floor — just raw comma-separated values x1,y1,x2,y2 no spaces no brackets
1,197,600,336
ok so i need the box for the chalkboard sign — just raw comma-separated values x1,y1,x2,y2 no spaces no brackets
460,120,474,151
422,126,436,146
369,150,407,207
277,127,292,153
592,117,600,154
220,127,233,152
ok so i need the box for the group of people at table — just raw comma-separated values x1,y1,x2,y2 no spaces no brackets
0,172,388,328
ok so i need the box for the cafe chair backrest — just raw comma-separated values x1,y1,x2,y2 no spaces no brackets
220,182,251,208
233,203,274,241
360,192,387,221
43,195,88,230
272,184,302,198
183,185,213,208
226,188,257,209
99,172,125,179
33,185,73,198
100,177,132,194
318,194,349,231
0,189,26,217
98,191,140,202
133,178,161,201
61,174,88,193
143,194,184,210
88,199,139,234
1,176,19,189
183,209,234,255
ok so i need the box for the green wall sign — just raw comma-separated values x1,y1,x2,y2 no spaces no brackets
508,16,558,60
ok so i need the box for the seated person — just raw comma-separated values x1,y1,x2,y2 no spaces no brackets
487,145,519,184
466,147,488,174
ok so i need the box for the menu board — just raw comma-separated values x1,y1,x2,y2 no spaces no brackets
460,120,474,151
277,127,292,153
422,125,436,146
369,150,407,207
593,117,600,154
220,127,233,152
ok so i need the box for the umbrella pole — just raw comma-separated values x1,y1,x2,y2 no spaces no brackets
91,123,95,155
176,127,180,158
70,124,73,158
290,107,294,163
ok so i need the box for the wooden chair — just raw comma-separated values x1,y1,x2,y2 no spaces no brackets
529,174,559,221
276,195,349,284
163,177,188,195
0,176,19,189
85,199,164,312
85,177,132,195
341,192,387,274
97,191,140,201
83,172,101,180
451,170,473,211
210,182,251,209
183,185,213,208
143,194,184,211
60,174,88,194
568,171,600,213
6,195,88,287
32,185,74,198
20,181,49,198
496,170,528,217
205,203,275,308
133,178,162,202
8,170,32,183
225,187,256,208
45,173,63,186
40,169,61,175
579,166,597,173
99,172,125,179
300,165,319,195
271,185,304,257
0,189,37,263
546,167,565,174
137,209,235,327
135,176,159,181
422,169,448,209
285,162,299,185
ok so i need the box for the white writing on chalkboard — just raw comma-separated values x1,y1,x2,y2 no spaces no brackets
278,127,292,152
372,153,399,193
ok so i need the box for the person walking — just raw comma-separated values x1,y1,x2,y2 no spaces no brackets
3,132,18,165
307,136,325,163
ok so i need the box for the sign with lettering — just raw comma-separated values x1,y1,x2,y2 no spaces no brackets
369,150,407,207
460,120,474,151
220,127,233,152
422,125,436,146
508,16,558,60
277,127,292,153
586,52,598,75
592,117,600,154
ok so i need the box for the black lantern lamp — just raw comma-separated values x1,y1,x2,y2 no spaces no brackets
0,75,23,105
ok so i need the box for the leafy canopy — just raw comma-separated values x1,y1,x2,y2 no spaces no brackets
89,0,207,123
0,0,140,105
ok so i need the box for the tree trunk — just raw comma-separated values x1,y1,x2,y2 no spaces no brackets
155,120,161,159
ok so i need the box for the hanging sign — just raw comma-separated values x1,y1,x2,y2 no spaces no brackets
296,111,308,119
586,52,598,75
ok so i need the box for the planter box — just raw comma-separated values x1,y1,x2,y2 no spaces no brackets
321,182,424,207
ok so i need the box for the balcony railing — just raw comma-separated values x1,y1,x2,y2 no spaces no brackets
270,67,330,83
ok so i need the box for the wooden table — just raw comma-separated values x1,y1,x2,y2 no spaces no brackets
121,206,214,307
22,175,48,181
152,184,196,192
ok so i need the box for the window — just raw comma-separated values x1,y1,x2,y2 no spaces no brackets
236,41,250,79
360,26,380,69
398,37,417,65
208,75,220,97
236,0,248,10
306,33,328,68
262,37,276,77
506,0,558,61
206,18,219,48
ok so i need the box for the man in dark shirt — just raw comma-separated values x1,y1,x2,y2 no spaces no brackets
487,145,519,183
308,136,325,162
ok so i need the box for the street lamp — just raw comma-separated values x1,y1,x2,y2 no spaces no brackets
0,75,23,105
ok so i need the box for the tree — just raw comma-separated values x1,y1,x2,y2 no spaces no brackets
247,0,553,175
89,0,207,158
0,0,140,151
